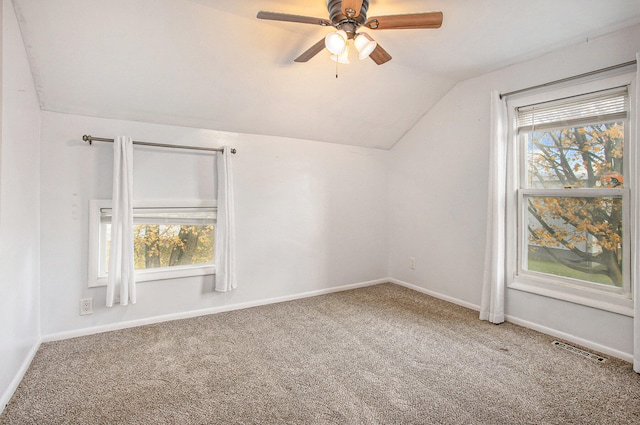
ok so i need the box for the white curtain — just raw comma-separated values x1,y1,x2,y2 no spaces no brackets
634,52,640,373
214,146,237,292
106,136,136,307
480,91,508,324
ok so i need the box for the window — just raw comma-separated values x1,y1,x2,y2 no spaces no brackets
88,200,215,287
506,75,635,315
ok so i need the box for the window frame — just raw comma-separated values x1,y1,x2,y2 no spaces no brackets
88,199,216,288
505,72,636,316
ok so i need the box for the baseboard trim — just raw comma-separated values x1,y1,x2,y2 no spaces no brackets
1,338,41,415
42,278,388,343
387,279,632,363
41,277,632,363
389,278,481,311
504,314,633,363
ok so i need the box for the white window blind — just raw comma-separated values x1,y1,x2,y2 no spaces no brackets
100,207,216,225
517,86,629,133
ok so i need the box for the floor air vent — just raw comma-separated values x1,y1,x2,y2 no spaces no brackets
553,341,607,363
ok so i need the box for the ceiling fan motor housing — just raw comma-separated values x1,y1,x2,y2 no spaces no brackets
327,0,369,35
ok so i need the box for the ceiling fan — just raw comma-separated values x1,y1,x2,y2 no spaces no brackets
257,0,443,65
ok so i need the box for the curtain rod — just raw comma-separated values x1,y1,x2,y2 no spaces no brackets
499,60,637,99
82,135,237,154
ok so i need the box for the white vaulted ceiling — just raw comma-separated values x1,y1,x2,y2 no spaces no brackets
11,0,640,149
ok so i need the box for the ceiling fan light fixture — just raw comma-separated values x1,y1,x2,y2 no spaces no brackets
354,32,377,59
330,46,350,64
325,30,348,55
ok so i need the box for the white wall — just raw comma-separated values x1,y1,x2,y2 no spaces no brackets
39,111,389,338
0,0,41,410
389,24,640,358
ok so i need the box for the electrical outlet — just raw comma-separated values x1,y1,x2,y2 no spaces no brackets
409,257,416,269
80,298,93,315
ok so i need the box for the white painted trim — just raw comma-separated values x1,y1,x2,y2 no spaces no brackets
1,339,41,414
505,314,632,363
42,278,389,342
509,279,633,317
389,278,481,311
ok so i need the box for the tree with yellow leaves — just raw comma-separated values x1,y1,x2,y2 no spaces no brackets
525,121,624,286
133,224,214,270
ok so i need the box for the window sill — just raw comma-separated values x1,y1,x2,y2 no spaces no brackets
89,264,215,288
508,275,633,317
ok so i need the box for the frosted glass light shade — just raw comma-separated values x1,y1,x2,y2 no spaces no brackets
330,47,350,64
354,33,377,59
325,30,348,55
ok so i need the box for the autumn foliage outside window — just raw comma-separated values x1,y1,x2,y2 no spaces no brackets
130,224,214,270
100,207,215,276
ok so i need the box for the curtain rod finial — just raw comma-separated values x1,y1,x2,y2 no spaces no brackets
230,148,237,154
83,135,93,145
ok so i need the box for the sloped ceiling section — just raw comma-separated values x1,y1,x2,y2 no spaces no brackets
12,0,640,149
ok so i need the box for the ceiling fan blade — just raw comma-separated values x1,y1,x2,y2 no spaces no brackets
342,0,364,17
257,11,331,26
365,12,443,30
294,38,327,63
369,44,392,65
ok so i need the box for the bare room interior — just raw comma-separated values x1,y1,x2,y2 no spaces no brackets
1,0,640,423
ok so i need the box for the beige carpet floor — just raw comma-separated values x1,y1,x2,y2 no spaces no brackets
1,283,639,424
